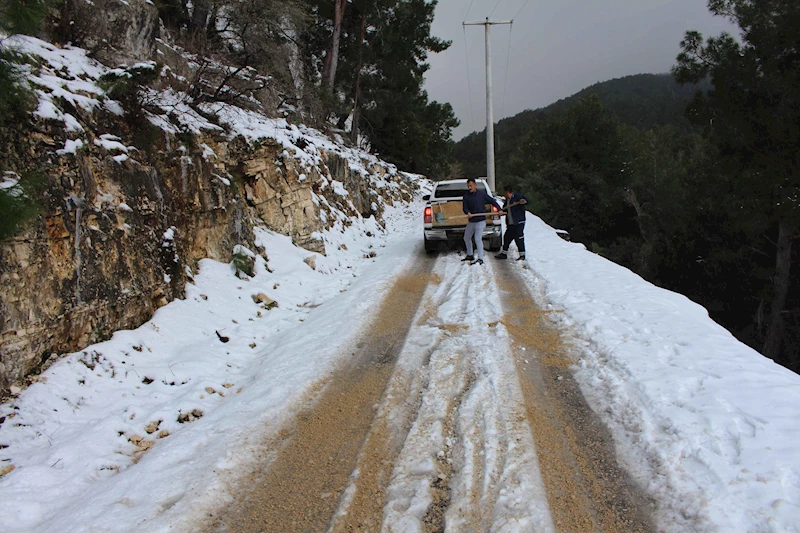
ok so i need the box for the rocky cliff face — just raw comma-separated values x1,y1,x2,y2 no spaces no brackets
0,42,418,394
56,0,160,65
0,1,422,395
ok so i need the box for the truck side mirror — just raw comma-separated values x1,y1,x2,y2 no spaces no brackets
422,194,430,201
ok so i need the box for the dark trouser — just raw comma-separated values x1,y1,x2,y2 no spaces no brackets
503,223,525,254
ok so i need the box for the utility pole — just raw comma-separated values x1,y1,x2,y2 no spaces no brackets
463,17,512,193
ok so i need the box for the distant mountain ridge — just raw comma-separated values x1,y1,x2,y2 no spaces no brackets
454,73,700,179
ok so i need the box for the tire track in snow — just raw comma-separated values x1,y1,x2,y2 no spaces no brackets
327,258,466,532
494,261,656,533
421,364,477,532
382,254,556,533
204,249,650,533
202,249,436,533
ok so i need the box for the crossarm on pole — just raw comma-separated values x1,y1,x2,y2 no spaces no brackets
463,20,513,26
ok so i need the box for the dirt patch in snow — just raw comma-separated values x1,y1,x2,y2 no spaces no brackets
495,263,656,533
203,251,435,533
421,367,477,533
326,363,426,533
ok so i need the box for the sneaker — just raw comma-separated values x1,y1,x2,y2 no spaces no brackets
471,258,484,265
494,252,508,259
516,255,526,261
461,255,474,262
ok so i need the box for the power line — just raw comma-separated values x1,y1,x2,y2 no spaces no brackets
488,0,503,18
462,0,475,22
512,0,531,21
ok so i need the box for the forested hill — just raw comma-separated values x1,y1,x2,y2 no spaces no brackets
454,73,700,179
449,2,800,380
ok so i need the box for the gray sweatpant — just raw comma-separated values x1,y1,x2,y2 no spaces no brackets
464,220,486,259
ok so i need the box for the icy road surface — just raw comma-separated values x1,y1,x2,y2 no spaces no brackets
204,251,654,533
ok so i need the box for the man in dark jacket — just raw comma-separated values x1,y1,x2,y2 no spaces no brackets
495,184,528,261
462,178,502,265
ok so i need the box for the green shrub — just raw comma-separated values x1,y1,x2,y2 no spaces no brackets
0,173,41,241
232,246,255,277
0,48,34,129
99,62,160,118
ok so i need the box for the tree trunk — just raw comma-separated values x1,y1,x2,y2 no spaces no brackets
350,5,368,145
322,0,347,89
763,220,792,360
206,4,219,44
623,188,649,245
191,0,210,45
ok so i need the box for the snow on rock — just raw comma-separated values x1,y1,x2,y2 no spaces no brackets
10,35,407,245
93,134,130,153
199,101,420,206
7,34,417,244
519,212,800,533
8,35,105,136
144,88,225,135
1,172,22,196
55,139,84,155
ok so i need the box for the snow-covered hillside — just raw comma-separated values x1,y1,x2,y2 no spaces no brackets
0,33,421,394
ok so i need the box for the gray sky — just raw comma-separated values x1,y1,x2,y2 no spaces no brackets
424,0,738,140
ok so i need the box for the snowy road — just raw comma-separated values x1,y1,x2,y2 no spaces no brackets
204,251,654,533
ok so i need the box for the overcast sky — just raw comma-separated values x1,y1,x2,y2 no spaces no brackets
424,0,738,140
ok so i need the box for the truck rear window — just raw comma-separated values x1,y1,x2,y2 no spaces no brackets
434,182,486,199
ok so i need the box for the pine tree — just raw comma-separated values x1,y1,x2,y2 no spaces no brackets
0,0,53,240
508,95,628,245
673,0,800,365
1,0,54,126
0,0,53,35
356,0,455,174
306,0,458,175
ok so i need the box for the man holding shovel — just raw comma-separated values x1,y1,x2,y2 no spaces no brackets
495,184,529,261
462,178,503,265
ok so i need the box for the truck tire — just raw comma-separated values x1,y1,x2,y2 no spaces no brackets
424,236,438,253
487,236,502,252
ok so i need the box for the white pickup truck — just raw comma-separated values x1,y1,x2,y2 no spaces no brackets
423,178,502,253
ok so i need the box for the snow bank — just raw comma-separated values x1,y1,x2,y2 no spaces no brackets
520,213,800,533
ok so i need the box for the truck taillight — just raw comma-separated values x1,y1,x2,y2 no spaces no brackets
424,206,432,224
491,205,499,220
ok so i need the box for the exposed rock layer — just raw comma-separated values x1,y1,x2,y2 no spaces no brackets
0,116,416,394
0,0,419,394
